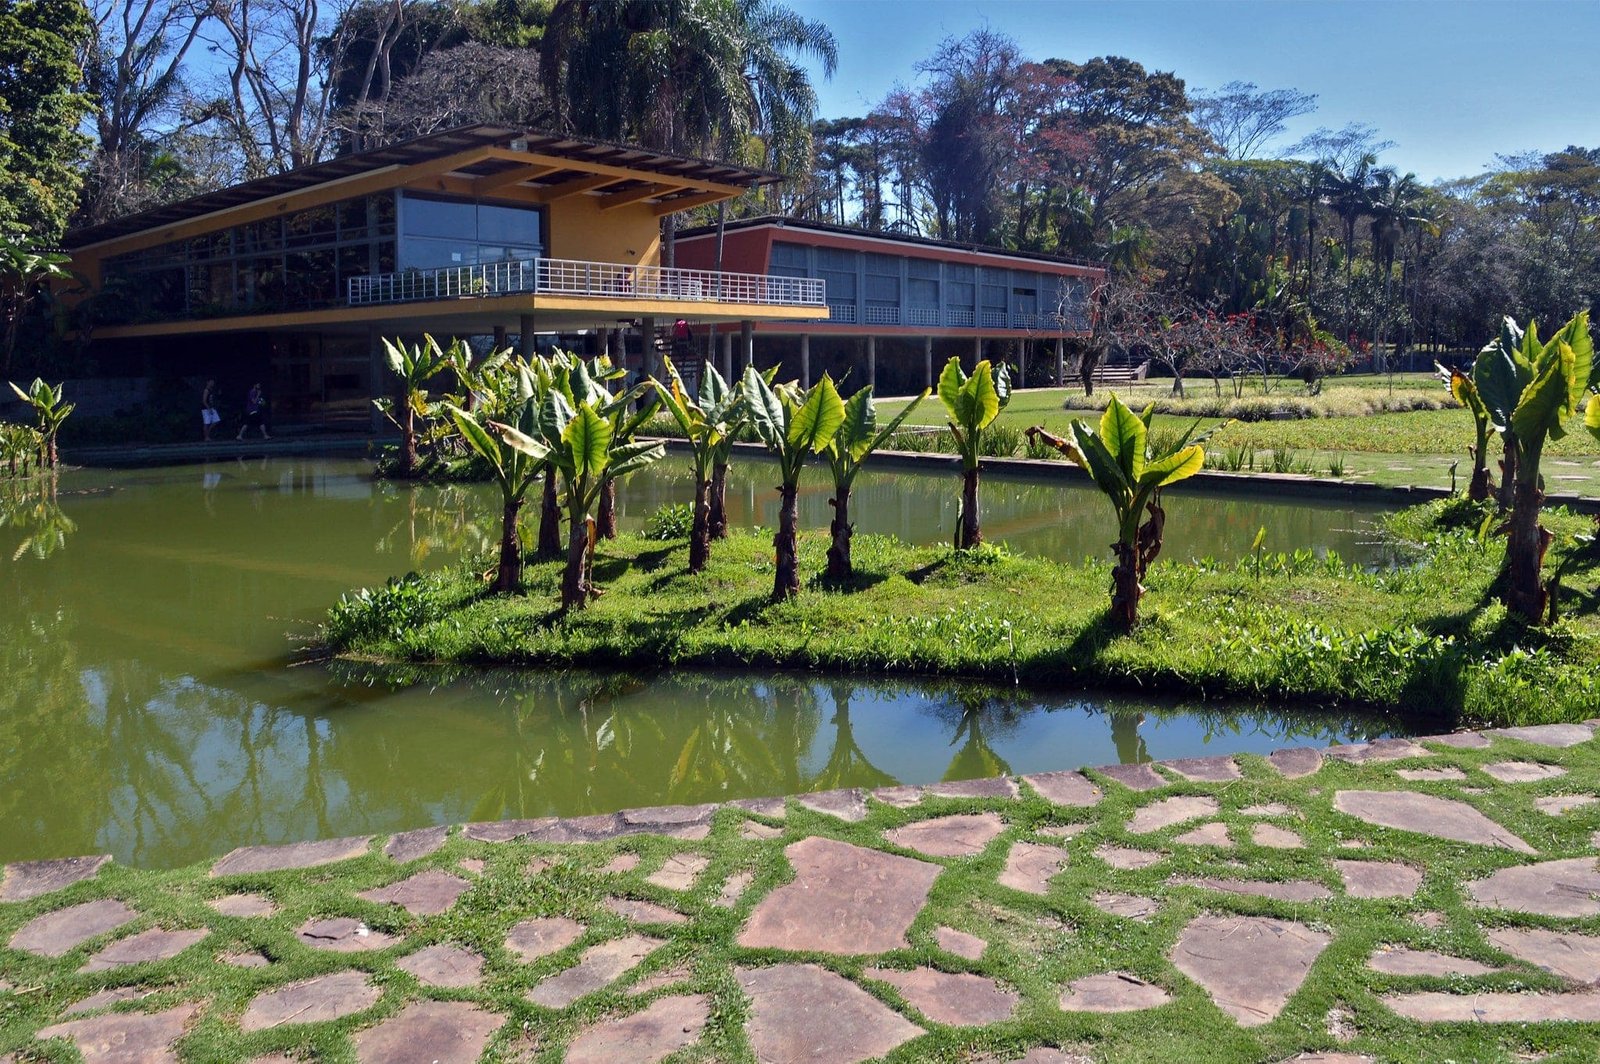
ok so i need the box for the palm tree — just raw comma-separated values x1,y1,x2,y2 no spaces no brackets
1327,152,1377,280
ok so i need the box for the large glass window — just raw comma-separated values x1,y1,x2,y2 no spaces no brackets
398,193,544,270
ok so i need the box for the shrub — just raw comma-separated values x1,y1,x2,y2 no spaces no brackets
643,502,694,540
326,572,437,644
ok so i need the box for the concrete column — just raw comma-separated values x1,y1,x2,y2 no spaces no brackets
973,335,983,367
924,336,934,390
641,316,657,381
492,325,507,353
721,330,734,381
1019,340,1029,387
368,327,384,433
740,319,754,371
800,335,811,389
1055,336,1066,386
518,314,536,358
867,335,877,392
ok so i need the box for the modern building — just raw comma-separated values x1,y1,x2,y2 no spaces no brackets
674,216,1103,395
60,125,828,426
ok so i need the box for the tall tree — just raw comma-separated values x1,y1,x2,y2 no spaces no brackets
0,0,93,242
1190,81,1316,160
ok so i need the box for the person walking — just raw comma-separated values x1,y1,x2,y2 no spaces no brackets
237,382,270,440
201,379,220,441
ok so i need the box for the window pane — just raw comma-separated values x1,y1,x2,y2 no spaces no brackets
478,203,541,245
402,195,475,239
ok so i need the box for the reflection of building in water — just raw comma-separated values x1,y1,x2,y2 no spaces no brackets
1110,710,1149,764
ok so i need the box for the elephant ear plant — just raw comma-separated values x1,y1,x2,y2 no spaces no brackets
741,367,845,600
1473,311,1594,623
1027,394,1207,630
444,363,548,594
8,378,73,468
530,366,665,610
824,385,929,580
1437,362,1495,501
937,356,1011,549
378,334,452,478
652,356,743,572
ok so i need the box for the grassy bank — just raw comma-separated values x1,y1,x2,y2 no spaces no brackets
325,499,1600,727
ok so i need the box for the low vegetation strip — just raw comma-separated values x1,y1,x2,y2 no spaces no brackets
325,499,1600,728
6,724,1600,1063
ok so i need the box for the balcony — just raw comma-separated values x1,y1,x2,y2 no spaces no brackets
347,257,826,309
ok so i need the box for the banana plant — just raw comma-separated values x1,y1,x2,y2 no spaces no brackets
937,356,1011,549
1026,393,1206,630
444,364,548,594
529,378,665,609
741,367,845,600
652,356,743,572
824,385,929,580
1473,311,1593,623
590,358,659,540
378,334,452,478
7,378,73,468
1437,362,1495,501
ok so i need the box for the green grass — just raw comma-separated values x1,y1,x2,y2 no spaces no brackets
325,499,1600,728
7,728,1600,1061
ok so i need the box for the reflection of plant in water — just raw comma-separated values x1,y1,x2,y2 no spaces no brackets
811,683,898,791
943,697,1015,782
373,482,502,568
1109,710,1150,764
0,476,75,560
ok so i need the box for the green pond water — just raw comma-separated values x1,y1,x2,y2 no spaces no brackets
1,457,1399,869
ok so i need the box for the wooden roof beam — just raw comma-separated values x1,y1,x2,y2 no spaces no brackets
536,174,626,202
474,163,561,194
652,190,733,216
599,183,687,210
481,146,746,197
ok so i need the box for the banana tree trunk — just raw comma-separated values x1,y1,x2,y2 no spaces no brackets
495,498,522,594
1135,495,1166,578
537,467,561,558
597,476,617,539
1504,474,1552,623
1468,445,1492,502
955,466,982,550
562,504,591,609
773,483,800,600
1496,437,1517,512
689,473,711,573
709,460,729,539
401,404,417,478
45,432,58,469
1110,539,1142,630
826,485,853,581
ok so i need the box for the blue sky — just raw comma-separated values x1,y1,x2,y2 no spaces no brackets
789,0,1600,181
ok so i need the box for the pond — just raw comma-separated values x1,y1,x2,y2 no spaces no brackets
1,457,1400,869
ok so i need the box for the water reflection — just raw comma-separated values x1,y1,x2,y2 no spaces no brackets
0,458,1406,870
1,475,77,561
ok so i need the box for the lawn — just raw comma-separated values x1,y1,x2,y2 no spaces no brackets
324,499,1600,728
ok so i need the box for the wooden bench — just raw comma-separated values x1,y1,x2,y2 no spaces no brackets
1080,361,1150,385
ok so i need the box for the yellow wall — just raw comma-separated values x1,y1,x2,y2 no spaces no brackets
547,195,662,267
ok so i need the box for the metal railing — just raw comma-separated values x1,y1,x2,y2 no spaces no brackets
348,257,827,308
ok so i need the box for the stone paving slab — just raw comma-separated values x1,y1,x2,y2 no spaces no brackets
1058,972,1171,1012
645,852,709,891
1418,731,1492,749
604,897,689,925
736,963,923,1063
1160,756,1241,782
565,994,709,1063
63,987,154,1016
1172,915,1332,1027
383,825,450,864
1171,876,1333,902
1366,947,1498,977
80,926,207,972
353,1000,501,1064
887,812,1006,858
0,855,112,903
1325,739,1431,764
1485,927,1600,983
1487,723,1596,748
240,970,379,1030
999,841,1068,894
397,943,485,988
36,1002,199,1064
794,787,868,822
10,899,138,957
867,966,1020,1025
934,926,986,959
1174,822,1233,847
928,776,1020,799
208,893,276,919
1128,795,1220,834
1333,860,1422,899
738,837,938,955
1466,857,1600,917
1384,989,1600,1022
1093,763,1166,791
1481,760,1567,783
1536,794,1599,815
1333,790,1535,852
210,836,370,876
527,934,664,1008
357,869,470,915
1095,844,1164,870
1268,747,1323,778
1022,770,1103,807
295,916,400,952
506,916,585,962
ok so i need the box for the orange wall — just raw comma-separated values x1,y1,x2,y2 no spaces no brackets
548,195,662,267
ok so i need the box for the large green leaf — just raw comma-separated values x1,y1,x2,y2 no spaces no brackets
494,421,550,463
1586,393,1600,443
936,356,966,418
1098,394,1146,481
445,403,505,475
609,440,666,480
1069,420,1131,500
992,360,1012,410
563,403,613,480
741,366,788,448
966,361,1001,431
1544,310,1593,415
1141,444,1205,488
539,388,575,445
1473,339,1526,431
786,375,846,453
836,386,876,460
1510,344,1573,447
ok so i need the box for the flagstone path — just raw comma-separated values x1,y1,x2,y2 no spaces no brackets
5,721,1600,1061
